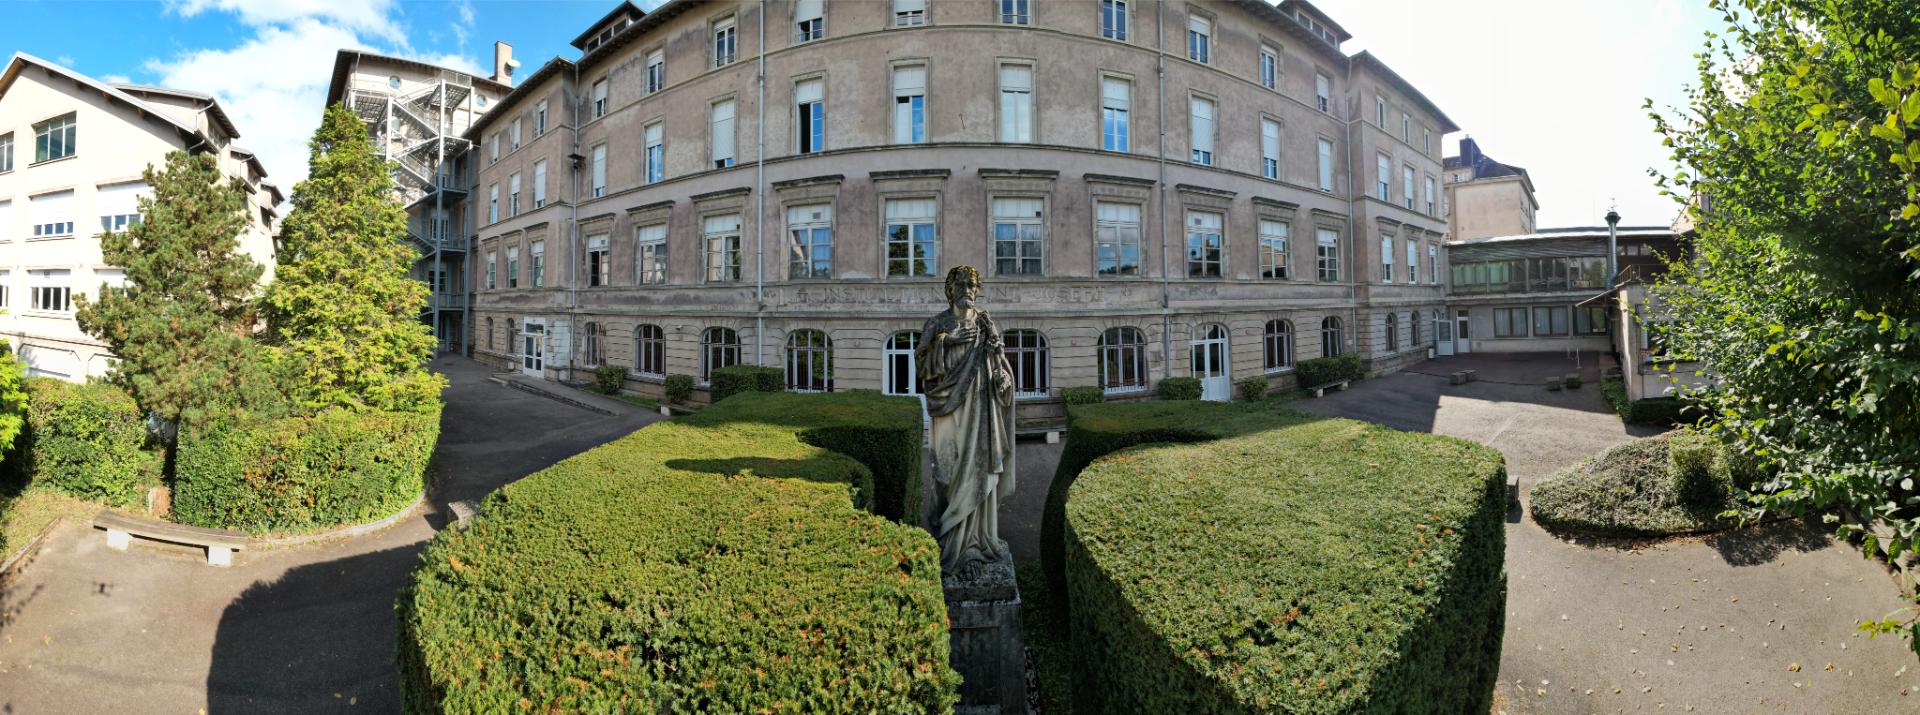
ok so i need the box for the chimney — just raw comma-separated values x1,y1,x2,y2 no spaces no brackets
492,41,518,85
1458,137,1481,164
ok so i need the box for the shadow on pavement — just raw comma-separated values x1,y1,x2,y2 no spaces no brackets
1705,517,1833,567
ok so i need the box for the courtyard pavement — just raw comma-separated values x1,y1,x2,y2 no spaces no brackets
0,356,659,714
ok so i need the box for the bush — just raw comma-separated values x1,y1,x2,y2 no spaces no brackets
710,364,783,403
1297,354,1365,387
1061,386,1105,405
591,365,625,395
171,405,440,533
1530,433,1740,536
1235,376,1269,402
396,393,957,713
16,378,159,508
683,390,924,524
1668,429,1728,510
662,373,694,404
1156,376,1202,401
1061,403,1507,713
1600,377,1693,427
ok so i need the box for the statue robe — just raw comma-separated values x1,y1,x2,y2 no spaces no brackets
918,307,1017,575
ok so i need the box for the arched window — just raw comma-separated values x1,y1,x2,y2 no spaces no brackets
701,327,739,381
1321,316,1343,357
1004,329,1049,398
1263,319,1293,371
583,321,606,366
1409,311,1421,346
1385,313,1398,352
883,331,922,396
786,329,833,392
1098,326,1147,393
634,324,666,377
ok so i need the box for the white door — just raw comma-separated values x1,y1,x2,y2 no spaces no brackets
882,331,932,434
1435,316,1455,357
1190,324,1230,402
521,319,545,377
1454,311,1472,355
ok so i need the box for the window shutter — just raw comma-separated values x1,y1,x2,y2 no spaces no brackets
1190,97,1213,156
587,234,609,251
704,214,741,234
711,100,735,162
992,197,1042,219
637,223,666,243
795,78,823,104
1097,201,1141,223
1188,14,1209,35
1261,119,1280,161
787,203,831,224
894,0,927,14
795,0,823,23
884,198,936,221
95,182,148,217
591,144,607,187
1102,77,1129,111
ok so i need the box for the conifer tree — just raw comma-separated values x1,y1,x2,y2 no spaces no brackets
267,103,444,412
75,151,271,428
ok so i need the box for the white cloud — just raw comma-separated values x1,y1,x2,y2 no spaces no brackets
101,74,133,85
55,55,75,67
167,0,407,45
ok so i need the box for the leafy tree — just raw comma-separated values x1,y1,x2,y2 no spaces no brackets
75,151,279,429
266,103,444,413
1650,0,1920,645
0,343,25,458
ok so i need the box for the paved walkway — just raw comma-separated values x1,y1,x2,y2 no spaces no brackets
0,356,659,713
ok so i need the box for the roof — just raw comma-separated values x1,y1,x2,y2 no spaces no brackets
1276,0,1354,42
111,83,243,141
261,180,285,204
1224,0,1349,64
570,1,648,50
324,48,512,107
229,146,269,178
1458,226,1675,245
2,52,216,151
463,55,576,141
1350,51,1459,133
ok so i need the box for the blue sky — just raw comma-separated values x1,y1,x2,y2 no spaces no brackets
3,0,1719,228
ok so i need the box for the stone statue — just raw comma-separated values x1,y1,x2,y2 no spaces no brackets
918,265,1017,578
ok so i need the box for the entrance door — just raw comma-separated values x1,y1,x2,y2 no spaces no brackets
1435,315,1455,357
1190,324,1230,402
1454,310,1472,355
521,319,545,377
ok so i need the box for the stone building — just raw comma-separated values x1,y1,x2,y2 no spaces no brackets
0,52,280,380
1442,136,1536,242
462,0,1457,419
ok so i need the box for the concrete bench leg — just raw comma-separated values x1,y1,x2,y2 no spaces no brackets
1336,382,1349,392
207,546,233,567
106,528,131,551
1312,388,1326,398
1044,431,1060,445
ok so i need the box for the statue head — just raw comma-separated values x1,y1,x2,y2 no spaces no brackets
944,265,982,310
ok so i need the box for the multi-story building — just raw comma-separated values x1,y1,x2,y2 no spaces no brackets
1442,136,1536,242
324,48,514,350
0,53,280,380
466,0,1457,419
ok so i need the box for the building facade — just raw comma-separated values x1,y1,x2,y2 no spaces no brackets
0,53,280,381
464,0,1458,420
324,49,514,350
1442,136,1536,242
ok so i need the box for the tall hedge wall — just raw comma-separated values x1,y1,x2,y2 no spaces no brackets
171,405,440,533
395,392,958,713
684,389,924,524
14,378,160,508
1055,401,1507,713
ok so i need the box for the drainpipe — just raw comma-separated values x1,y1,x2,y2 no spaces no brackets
1155,0,1172,381
755,0,768,367
1605,208,1620,286
569,62,582,381
1343,60,1359,363
431,80,446,352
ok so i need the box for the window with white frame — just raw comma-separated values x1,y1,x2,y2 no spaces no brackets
704,214,742,282
1406,238,1418,283
95,183,146,235
796,78,825,153
644,124,664,184
488,184,498,223
1317,138,1334,192
1576,306,1609,335
999,63,1033,143
591,79,608,118
786,329,833,392
529,240,545,287
30,190,74,238
1259,45,1279,89
582,322,605,366
1185,210,1222,278
1402,112,1411,143
893,65,926,144
33,114,75,163
711,99,736,168
1428,244,1438,284
787,204,832,279
507,246,520,287
1424,176,1436,214
1101,76,1130,152
1316,228,1340,281
1100,0,1127,40
489,134,499,163
999,0,1029,25
486,251,497,289
636,223,668,284
1098,327,1147,393
0,200,11,241
587,234,610,287
1095,201,1141,277
1187,13,1210,63
591,143,607,196
702,327,739,381
634,324,666,377
508,173,521,216
1004,329,1049,397
1424,127,1432,155
881,332,923,395
1410,311,1421,345
533,160,548,208
795,0,824,41
1402,166,1415,210
1315,73,1330,113
1375,154,1391,201
29,269,69,312
893,0,926,26
1263,319,1293,371
1321,316,1343,356
885,198,937,277
645,50,665,93
1259,219,1289,279
992,197,1044,276
1,271,12,308
0,132,13,173
713,15,737,67
1385,313,1398,351
534,101,547,136
510,118,521,150
1189,95,1214,165
1261,118,1281,179
1376,96,1387,126
1380,234,1394,283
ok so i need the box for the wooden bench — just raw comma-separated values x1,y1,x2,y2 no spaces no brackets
1306,380,1351,398
94,510,247,567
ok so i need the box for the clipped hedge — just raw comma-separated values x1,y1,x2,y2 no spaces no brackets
1156,376,1202,401
396,391,957,713
1531,432,1741,536
710,364,784,403
1060,401,1507,713
1297,354,1365,387
1061,386,1105,405
171,405,440,533
1600,377,1693,427
682,390,924,524
1236,376,1269,402
663,373,694,404
592,365,626,394
16,378,159,508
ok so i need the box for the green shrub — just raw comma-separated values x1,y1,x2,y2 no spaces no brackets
710,364,784,403
1061,386,1105,405
1600,377,1694,427
1531,433,1741,536
1235,376,1269,402
1668,429,1728,510
17,378,159,508
1062,404,1507,713
682,390,923,524
1156,376,1202,401
1297,354,1365,387
171,405,440,533
396,395,957,713
662,373,694,404
591,365,626,395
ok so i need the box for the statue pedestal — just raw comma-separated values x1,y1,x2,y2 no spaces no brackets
943,560,1029,715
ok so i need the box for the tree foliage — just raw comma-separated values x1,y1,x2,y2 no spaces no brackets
267,103,443,413
0,344,26,459
75,151,281,428
1649,0,1920,644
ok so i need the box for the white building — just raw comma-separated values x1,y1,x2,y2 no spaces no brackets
0,53,280,380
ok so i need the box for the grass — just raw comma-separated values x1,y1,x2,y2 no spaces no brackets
612,393,660,409
1016,561,1071,714
1530,432,1741,536
2,486,105,562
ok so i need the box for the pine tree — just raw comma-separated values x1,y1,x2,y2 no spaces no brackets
267,103,444,412
75,151,273,428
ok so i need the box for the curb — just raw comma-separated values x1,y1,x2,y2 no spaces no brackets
495,376,620,416
246,491,428,549
0,515,74,580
